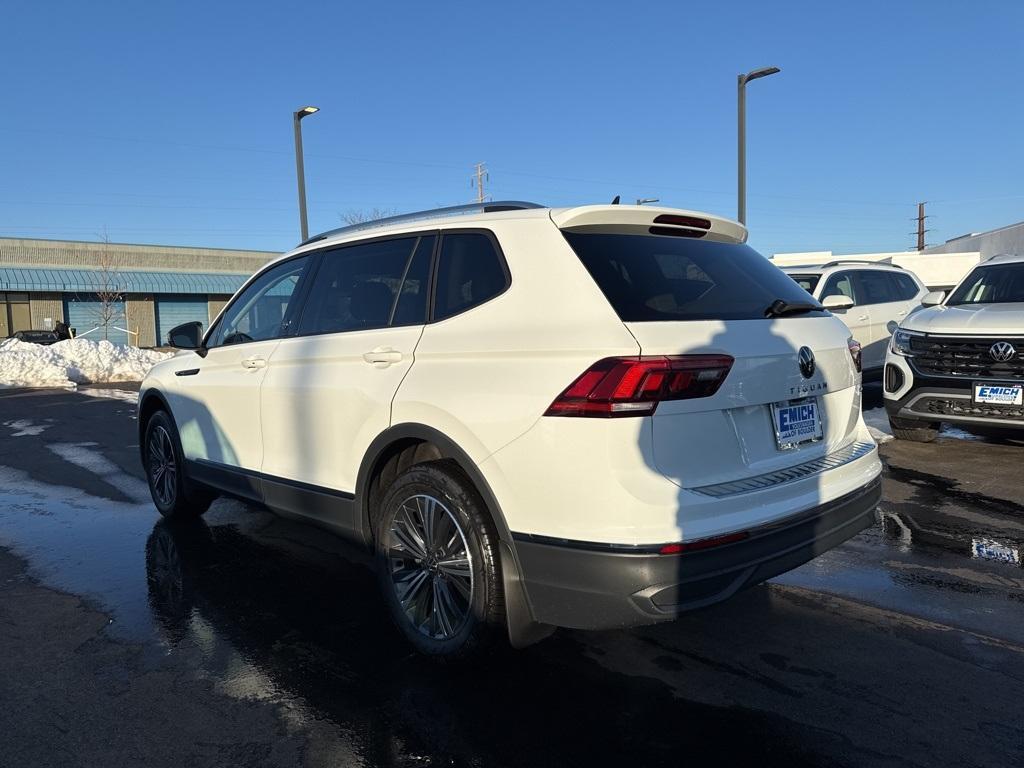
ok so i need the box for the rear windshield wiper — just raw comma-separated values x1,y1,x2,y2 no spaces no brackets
764,299,823,318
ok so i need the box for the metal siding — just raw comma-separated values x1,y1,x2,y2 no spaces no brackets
0,267,248,294
155,296,209,345
64,296,129,345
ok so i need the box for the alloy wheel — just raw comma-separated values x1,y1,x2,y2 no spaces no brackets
148,425,177,507
387,494,474,640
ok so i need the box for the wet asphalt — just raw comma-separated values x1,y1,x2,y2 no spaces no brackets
0,384,1022,768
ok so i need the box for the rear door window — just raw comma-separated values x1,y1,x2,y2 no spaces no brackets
298,237,417,335
433,232,508,321
893,272,920,300
854,271,899,305
391,235,436,327
562,232,824,322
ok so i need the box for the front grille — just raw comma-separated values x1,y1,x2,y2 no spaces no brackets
909,335,1024,379
912,397,1024,422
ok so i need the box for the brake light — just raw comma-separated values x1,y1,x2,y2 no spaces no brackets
652,213,712,230
545,355,734,418
848,338,862,373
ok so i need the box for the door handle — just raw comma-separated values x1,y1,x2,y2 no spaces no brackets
362,347,403,366
241,357,267,369
857,315,869,322
897,310,908,317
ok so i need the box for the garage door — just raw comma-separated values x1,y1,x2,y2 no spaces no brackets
156,296,209,346
64,296,129,345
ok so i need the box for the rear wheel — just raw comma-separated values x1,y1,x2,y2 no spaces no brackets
143,410,214,519
888,414,940,442
375,461,504,659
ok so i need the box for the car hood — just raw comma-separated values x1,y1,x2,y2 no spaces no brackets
902,303,1024,335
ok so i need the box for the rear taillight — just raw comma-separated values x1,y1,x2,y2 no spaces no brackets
544,355,733,418
848,338,862,373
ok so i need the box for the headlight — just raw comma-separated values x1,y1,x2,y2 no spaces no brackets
891,329,921,356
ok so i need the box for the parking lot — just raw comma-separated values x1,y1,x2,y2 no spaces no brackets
1,383,1022,768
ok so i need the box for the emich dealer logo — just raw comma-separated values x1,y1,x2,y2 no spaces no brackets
989,342,1017,363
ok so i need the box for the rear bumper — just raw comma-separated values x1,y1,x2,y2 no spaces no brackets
511,477,881,630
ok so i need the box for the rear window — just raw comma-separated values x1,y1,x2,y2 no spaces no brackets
563,232,826,322
788,273,821,294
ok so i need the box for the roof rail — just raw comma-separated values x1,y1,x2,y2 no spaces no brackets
819,259,901,270
300,200,546,246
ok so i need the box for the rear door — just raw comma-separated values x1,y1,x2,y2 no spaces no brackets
562,232,860,489
852,270,904,370
819,270,869,346
259,234,434,521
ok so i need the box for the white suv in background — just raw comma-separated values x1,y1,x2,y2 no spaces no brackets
782,261,927,374
139,201,881,658
884,253,1024,441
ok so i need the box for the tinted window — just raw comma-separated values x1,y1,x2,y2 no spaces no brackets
434,233,508,321
207,256,311,347
788,273,821,294
855,271,899,305
947,263,1024,305
563,233,824,322
822,272,857,302
391,235,435,326
894,273,920,300
298,238,417,335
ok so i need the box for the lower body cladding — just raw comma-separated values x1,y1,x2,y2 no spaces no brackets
511,479,882,630
884,356,1024,429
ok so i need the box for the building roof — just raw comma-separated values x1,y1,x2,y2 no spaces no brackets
0,267,247,295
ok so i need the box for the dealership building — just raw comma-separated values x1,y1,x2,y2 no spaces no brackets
0,237,277,346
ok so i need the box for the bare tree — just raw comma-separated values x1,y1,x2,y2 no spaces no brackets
340,207,397,226
89,228,126,342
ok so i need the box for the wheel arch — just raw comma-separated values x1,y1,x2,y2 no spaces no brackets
138,387,173,446
355,422,553,648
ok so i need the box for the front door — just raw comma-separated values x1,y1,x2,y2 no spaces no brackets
260,234,434,526
167,254,313,493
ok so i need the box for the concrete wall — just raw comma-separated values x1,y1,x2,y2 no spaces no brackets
125,295,156,348
0,237,276,275
208,296,230,326
923,221,1024,260
29,293,64,329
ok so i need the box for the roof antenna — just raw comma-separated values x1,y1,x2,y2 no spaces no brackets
610,195,620,205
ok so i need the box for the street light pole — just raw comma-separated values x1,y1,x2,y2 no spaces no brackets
737,67,780,225
293,106,319,241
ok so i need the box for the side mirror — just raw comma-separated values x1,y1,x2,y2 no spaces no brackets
167,321,204,350
822,294,855,311
921,291,945,307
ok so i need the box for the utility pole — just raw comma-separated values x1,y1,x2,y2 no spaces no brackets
914,202,929,251
471,162,489,203
292,106,320,241
737,66,781,225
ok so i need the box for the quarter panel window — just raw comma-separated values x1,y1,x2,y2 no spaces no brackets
207,256,311,348
298,238,417,335
433,233,508,321
894,273,920,300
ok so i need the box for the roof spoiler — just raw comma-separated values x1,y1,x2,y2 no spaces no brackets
550,205,747,244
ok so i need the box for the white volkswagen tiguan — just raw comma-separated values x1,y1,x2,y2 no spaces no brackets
139,202,882,657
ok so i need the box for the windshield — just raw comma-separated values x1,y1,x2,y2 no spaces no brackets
787,273,821,294
947,263,1024,306
562,232,827,322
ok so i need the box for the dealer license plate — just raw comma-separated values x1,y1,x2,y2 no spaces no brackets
771,398,823,449
973,383,1023,406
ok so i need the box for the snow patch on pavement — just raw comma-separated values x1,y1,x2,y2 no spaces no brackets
47,442,152,504
862,408,894,444
77,387,139,404
0,337,171,389
3,419,51,437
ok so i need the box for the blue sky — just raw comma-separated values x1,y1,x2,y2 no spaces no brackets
2,0,1022,256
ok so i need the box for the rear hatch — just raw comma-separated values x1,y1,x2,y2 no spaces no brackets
556,211,862,490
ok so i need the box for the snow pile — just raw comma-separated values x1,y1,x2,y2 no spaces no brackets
0,337,172,388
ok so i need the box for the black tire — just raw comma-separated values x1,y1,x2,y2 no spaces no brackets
375,460,505,659
143,410,215,519
888,414,940,443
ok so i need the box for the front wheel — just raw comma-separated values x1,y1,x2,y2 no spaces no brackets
375,461,504,659
888,414,940,442
143,411,214,519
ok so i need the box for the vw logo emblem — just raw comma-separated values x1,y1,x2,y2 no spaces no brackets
798,346,816,379
990,341,1017,362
